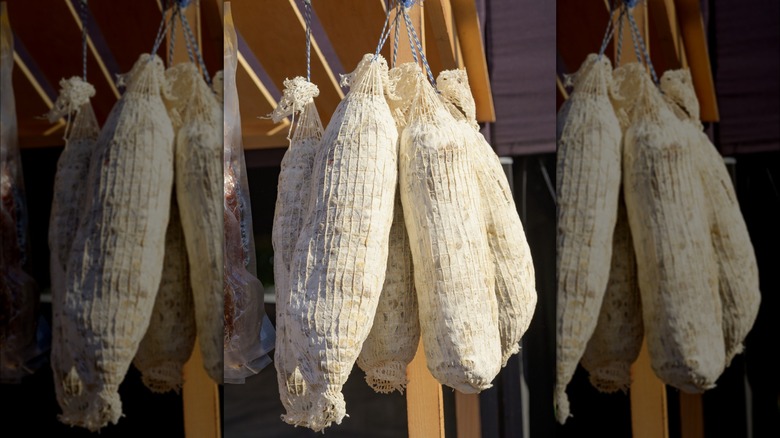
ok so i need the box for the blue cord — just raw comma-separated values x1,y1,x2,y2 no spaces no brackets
374,0,403,63
179,5,211,85
150,9,173,62
402,7,435,86
626,8,657,83
402,7,419,65
304,0,312,82
80,0,88,81
180,8,196,64
168,6,178,66
597,1,617,60
374,0,393,59
392,4,401,67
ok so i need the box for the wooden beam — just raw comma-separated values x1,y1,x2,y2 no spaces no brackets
13,51,55,109
630,341,669,438
170,4,220,438
424,0,458,72
450,0,495,122
229,0,343,126
312,0,388,71
236,49,290,140
674,0,719,121
647,0,685,73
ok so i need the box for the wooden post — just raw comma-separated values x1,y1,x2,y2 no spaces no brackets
455,390,482,438
390,4,445,438
630,341,669,438
679,392,705,438
407,342,446,438
167,2,221,437
183,342,222,438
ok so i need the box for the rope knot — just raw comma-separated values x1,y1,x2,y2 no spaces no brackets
270,77,320,123
47,76,95,122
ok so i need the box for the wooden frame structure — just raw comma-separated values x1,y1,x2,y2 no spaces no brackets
557,0,719,121
230,0,495,150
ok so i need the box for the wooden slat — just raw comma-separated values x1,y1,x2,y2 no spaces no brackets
630,341,669,438
229,0,343,126
424,0,458,74
450,0,494,122
679,393,705,438
312,0,388,71
12,51,54,111
455,392,482,438
647,0,685,73
674,0,719,121
170,5,220,438
236,50,289,145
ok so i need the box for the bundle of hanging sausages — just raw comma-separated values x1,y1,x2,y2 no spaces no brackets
554,55,761,423
270,54,538,431
47,57,224,431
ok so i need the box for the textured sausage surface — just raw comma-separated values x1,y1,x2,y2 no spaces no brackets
399,67,500,395
286,54,398,431
59,54,174,431
621,64,724,394
554,55,622,423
